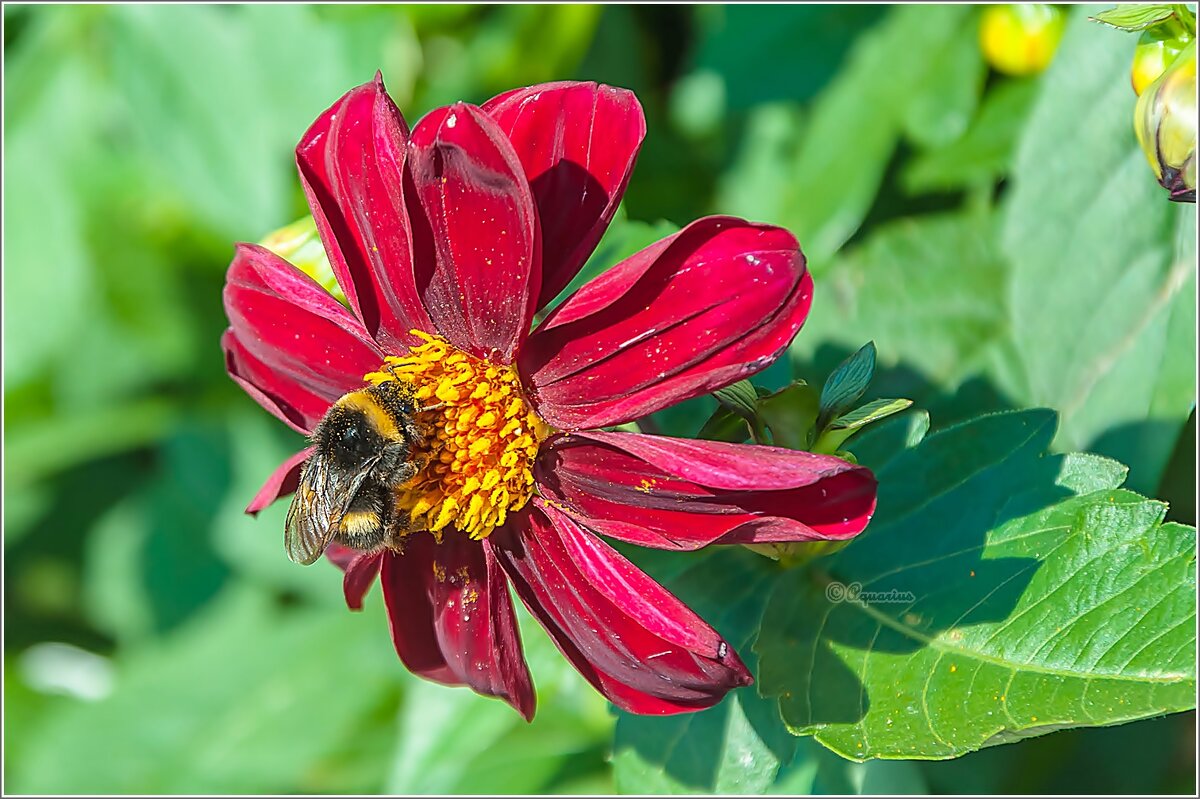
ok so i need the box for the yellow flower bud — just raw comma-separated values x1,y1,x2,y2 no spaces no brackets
1135,38,1197,202
979,4,1066,77
1131,26,1191,96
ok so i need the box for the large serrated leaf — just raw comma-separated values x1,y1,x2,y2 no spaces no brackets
754,409,1196,761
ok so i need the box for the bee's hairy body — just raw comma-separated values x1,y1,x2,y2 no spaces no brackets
285,381,424,565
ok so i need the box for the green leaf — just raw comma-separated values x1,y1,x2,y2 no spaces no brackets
1001,11,1197,492
831,399,916,431
713,380,761,420
844,409,932,473
689,6,879,109
386,604,612,794
3,399,176,492
104,5,377,238
1090,4,1178,31
718,5,975,262
815,399,916,456
10,587,401,793
903,78,1038,193
755,409,1196,761
788,211,1009,417
902,20,986,149
2,34,97,387
818,342,877,429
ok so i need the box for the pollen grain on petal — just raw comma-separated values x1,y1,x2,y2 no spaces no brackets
371,331,549,540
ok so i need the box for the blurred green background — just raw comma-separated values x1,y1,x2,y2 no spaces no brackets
3,4,1195,794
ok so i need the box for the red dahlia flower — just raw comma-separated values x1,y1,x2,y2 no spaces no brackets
222,75,877,719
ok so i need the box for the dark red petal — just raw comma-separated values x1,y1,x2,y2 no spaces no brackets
343,551,384,611
536,431,877,550
381,537,535,719
222,244,383,429
520,217,811,430
491,502,751,715
324,544,382,610
483,82,645,310
296,74,433,350
245,446,313,515
407,103,541,361
223,331,321,434
380,547,457,685
324,542,360,571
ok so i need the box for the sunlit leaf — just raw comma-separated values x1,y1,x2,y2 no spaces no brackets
756,410,1196,760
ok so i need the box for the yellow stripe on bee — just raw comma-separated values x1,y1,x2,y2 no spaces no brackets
340,510,381,535
336,390,401,442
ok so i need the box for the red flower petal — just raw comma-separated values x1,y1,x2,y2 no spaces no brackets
490,501,751,715
223,331,326,434
381,536,535,719
343,551,384,611
222,244,383,428
536,432,877,550
324,542,360,571
407,103,541,361
520,217,811,429
483,82,645,310
296,74,433,350
244,446,313,515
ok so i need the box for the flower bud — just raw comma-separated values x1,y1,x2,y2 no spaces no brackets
1134,38,1197,202
1131,25,1191,96
258,216,348,302
979,4,1065,77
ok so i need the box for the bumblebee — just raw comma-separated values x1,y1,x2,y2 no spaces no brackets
285,381,423,565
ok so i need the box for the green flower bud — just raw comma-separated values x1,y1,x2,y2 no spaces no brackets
1131,25,1191,96
258,216,348,302
1134,38,1197,202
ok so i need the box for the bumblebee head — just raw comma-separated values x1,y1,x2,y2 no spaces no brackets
332,415,379,464
315,401,385,469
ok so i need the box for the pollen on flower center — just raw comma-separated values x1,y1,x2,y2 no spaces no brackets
365,331,549,540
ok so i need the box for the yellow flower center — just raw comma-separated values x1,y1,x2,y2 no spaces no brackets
365,331,549,540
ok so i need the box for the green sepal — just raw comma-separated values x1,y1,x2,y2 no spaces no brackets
1090,4,1181,32
711,380,772,443
812,398,915,454
757,381,820,450
743,538,853,568
816,341,876,433
712,380,762,421
697,405,752,444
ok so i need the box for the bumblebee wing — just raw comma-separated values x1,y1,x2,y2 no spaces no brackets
284,455,375,565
